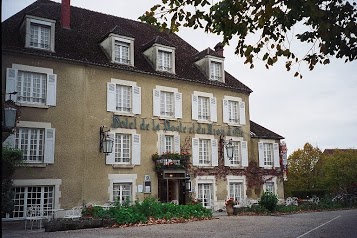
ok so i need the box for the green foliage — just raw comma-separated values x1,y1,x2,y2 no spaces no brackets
140,0,357,78
1,147,23,214
259,192,278,212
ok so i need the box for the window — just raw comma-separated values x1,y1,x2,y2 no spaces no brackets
223,97,246,125
192,92,217,122
165,135,174,153
114,40,130,64
158,50,172,72
224,139,248,167
192,137,218,167
265,182,274,193
159,133,180,155
153,87,182,119
231,141,241,165
30,23,50,50
106,130,141,166
258,142,280,168
210,61,222,81
229,182,243,202
197,183,212,208
113,183,132,204
107,79,141,115
6,65,57,107
10,186,54,219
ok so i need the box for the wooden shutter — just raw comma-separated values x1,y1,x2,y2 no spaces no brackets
159,134,165,155
241,141,248,167
174,92,182,119
44,128,55,164
153,89,160,116
132,86,141,114
192,95,198,120
47,74,57,106
273,143,280,168
258,142,265,167
6,68,17,102
223,99,229,123
132,134,141,165
2,134,15,148
174,135,180,153
107,83,116,112
211,139,218,166
210,97,217,122
239,101,246,125
106,132,116,164
192,138,199,166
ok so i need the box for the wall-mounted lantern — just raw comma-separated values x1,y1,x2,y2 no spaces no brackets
99,126,114,155
225,139,234,160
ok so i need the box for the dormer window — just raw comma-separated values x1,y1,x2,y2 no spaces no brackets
21,16,56,52
100,34,135,66
210,61,222,81
158,50,172,72
114,40,130,64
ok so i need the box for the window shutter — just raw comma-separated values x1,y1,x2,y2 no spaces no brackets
132,134,141,165
192,95,198,120
223,99,229,124
241,141,248,167
159,134,165,155
224,147,230,166
239,101,246,125
2,134,15,148
211,139,218,166
273,143,280,168
6,68,17,102
46,74,57,106
174,92,182,119
210,97,217,122
192,138,199,166
132,86,141,114
106,133,116,164
258,142,265,167
153,89,160,116
174,135,180,153
107,83,116,112
44,128,55,164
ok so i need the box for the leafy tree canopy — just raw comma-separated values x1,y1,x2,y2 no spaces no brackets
140,0,357,78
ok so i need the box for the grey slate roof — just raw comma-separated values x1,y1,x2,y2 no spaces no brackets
250,121,284,140
2,0,252,94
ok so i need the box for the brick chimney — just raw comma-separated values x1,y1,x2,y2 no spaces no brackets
214,42,224,57
61,0,71,29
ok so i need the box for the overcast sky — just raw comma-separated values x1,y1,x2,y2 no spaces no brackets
2,0,357,155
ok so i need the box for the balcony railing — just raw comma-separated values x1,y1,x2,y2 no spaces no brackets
152,153,190,172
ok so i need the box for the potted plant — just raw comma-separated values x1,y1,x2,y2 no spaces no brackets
225,198,237,216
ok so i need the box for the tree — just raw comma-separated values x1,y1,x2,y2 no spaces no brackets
1,147,23,215
140,0,357,78
284,143,322,196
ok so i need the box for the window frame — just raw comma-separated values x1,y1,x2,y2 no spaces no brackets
153,86,182,119
226,175,247,204
258,140,280,168
192,91,217,123
195,176,216,209
224,136,249,168
155,46,175,73
108,174,137,203
209,58,224,82
192,135,218,167
263,176,278,195
223,96,246,126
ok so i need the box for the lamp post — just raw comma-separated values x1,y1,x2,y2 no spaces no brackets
99,126,114,155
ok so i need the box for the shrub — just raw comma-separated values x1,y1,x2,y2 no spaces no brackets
259,192,278,212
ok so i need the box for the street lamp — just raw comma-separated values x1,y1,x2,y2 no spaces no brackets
2,94,19,132
99,126,114,155
225,139,234,160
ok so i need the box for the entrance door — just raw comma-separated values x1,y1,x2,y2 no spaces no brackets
158,179,186,204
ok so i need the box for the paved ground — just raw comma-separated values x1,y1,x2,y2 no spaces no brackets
2,209,357,238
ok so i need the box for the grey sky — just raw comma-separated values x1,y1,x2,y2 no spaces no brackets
2,0,357,154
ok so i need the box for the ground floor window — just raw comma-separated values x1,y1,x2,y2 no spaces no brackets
265,182,274,193
10,186,54,219
229,182,243,202
197,183,212,208
113,183,132,204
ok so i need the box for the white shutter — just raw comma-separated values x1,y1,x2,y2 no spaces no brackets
192,138,199,166
107,83,116,112
241,141,248,167
106,132,115,164
223,99,229,123
153,89,160,117
46,74,57,106
2,134,15,148
273,143,280,168
210,97,217,122
6,68,17,102
239,101,246,125
224,147,230,166
132,86,141,114
192,95,198,120
174,92,182,119
211,139,218,166
258,142,265,167
44,128,55,164
174,135,180,153
132,134,141,165
159,134,165,155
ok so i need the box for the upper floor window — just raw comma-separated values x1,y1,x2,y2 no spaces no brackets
107,79,141,115
210,61,222,81
143,43,176,74
114,40,130,64
192,92,217,122
258,141,280,168
6,64,57,107
30,23,50,50
158,50,172,72
224,138,248,167
223,96,246,125
192,136,218,167
153,86,182,119
159,132,180,155
99,34,135,66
